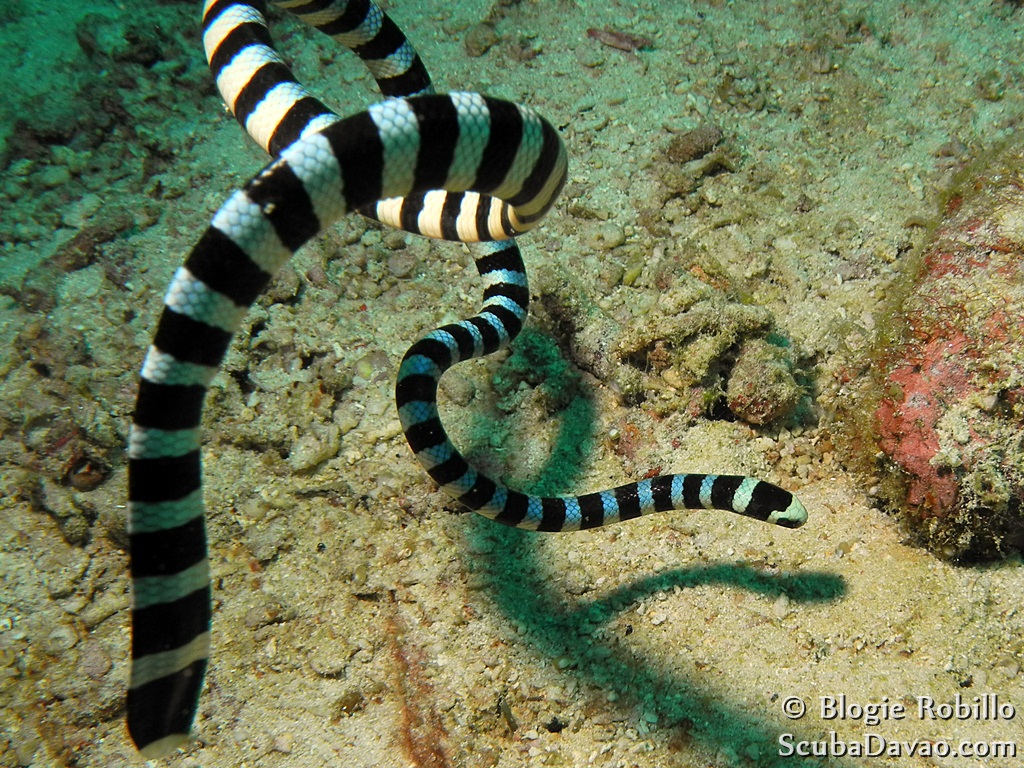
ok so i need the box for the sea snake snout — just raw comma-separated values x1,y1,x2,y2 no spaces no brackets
770,497,809,528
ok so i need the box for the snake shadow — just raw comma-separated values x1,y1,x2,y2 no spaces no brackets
458,327,853,767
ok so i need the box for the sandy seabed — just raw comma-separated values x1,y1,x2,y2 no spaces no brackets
1,1,1023,766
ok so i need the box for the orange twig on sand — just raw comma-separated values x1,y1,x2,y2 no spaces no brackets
387,596,452,768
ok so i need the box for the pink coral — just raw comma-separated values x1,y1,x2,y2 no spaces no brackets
861,144,1024,559
875,332,974,516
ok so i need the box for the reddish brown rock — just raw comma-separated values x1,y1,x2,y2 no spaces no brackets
853,141,1024,560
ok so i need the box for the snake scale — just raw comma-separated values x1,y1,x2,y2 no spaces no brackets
126,0,808,756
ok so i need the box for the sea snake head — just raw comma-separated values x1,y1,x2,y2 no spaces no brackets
767,495,808,528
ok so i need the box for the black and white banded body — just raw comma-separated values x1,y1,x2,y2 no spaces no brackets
127,0,807,757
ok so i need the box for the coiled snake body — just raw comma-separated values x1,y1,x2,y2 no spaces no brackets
127,0,807,756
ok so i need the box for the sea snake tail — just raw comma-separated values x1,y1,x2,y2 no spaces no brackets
126,0,806,757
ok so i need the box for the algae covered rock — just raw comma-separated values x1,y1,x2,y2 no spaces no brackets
856,140,1024,560
726,338,803,425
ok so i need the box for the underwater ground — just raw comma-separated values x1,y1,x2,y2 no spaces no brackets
2,0,1024,765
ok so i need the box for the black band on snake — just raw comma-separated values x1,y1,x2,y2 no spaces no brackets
127,0,807,756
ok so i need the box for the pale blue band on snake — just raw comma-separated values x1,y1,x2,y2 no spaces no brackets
126,0,807,757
